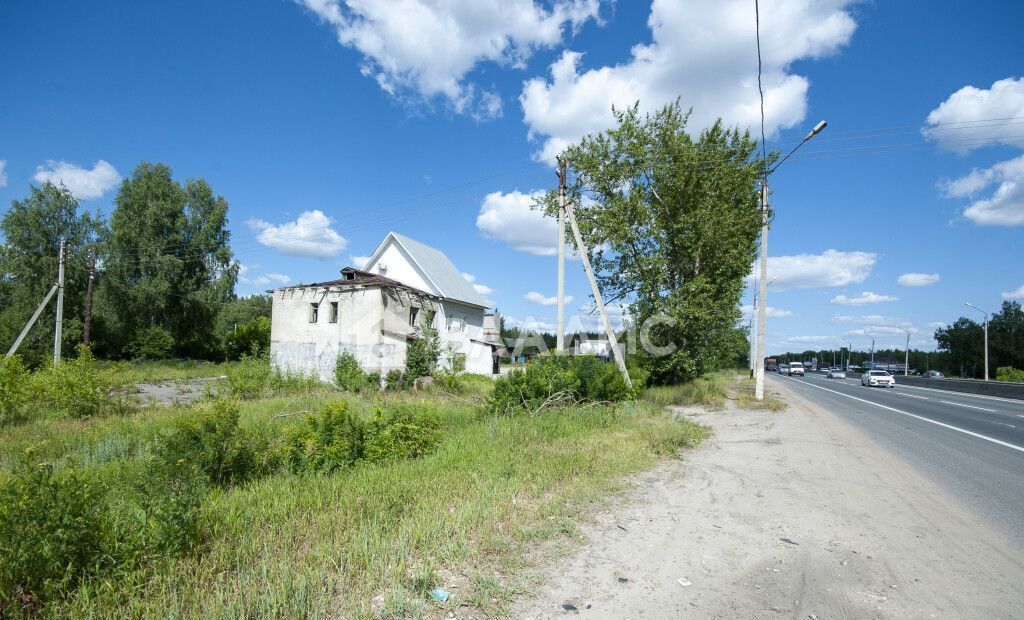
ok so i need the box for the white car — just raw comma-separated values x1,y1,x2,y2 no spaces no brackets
788,362,805,377
861,370,895,388
826,367,847,379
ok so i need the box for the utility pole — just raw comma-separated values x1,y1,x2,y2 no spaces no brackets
563,188,631,389
895,323,910,376
748,288,757,378
841,337,851,371
83,247,97,346
556,157,567,354
53,239,66,365
754,181,769,400
965,303,989,381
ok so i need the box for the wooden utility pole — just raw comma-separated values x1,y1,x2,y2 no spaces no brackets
83,247,97,346
555,157,567,354
53,239,66,364
563,190,632,389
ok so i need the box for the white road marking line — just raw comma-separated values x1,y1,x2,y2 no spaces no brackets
939,400,997,413
896,383,1024,406
792,379,1024,455
897,393,930,400
994,422,1017,429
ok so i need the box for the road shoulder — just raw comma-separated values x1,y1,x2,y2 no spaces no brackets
511,378,1024,619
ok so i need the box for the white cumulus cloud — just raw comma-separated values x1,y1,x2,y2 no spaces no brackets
830,291,898,306
741,304,795,318
751,249,877,291
238,262,292,288
897,272,940,287
295,0,601,118
520,0,857,161
832,314,896,325
1002,284,1024,300
248,209,348,258
461,272,495,296
477,189,562,255
32,159,120,200
524,291,572,306
0,160,7,187
940,154,1024,226
923,77,1024,152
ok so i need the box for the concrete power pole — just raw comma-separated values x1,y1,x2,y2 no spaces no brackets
83,247,97,346
556,157,567,354
754,182,769,401
563,191,632,389
53,239,66,364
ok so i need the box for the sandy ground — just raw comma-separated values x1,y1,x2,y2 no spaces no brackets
132,377,224,405
511,379,1024,619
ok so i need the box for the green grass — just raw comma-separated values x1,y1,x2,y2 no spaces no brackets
732,374,787,411
96,359,238,387
642,371,730,410
4,374,709,618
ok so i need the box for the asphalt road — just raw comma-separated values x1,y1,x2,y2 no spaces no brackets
772,371,1024,549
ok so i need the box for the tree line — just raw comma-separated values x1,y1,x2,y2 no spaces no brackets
770,301,1024,380
0,162,271,366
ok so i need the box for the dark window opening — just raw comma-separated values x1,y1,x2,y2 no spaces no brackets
309,303,319,323
329,301,339,323
409,306,419,327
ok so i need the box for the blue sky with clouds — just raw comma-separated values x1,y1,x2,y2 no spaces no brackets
1,0,1022,354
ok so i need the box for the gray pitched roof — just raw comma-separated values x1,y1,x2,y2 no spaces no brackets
377,232,489,307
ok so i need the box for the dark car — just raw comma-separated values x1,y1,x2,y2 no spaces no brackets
923,370,945,379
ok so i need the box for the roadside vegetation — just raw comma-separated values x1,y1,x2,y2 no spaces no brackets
731,374,787,411
0,352,713,618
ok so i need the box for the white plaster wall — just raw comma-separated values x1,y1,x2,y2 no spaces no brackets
436,300,493,375
270,287,387,381
365,241,438,296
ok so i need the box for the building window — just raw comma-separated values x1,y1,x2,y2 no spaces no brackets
449,316,464,332
409,306,419,327
329,301,339,323
309,303,318,323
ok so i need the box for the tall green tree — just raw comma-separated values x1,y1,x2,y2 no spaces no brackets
0,183,102,365
541,102,767,383
96,163,236,359
935,318,984,378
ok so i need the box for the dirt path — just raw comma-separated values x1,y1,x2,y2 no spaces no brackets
511,379,1024,619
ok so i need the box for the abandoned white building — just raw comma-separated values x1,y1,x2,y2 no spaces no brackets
269,231,501,380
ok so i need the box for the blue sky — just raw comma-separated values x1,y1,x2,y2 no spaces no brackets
1,0,1022,354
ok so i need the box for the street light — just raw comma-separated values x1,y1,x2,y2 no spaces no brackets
754,120,828,400
965,302,990,381
841,337,851,371
895,323,910,376
864,332,876,367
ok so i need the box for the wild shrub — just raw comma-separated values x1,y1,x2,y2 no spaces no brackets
225,353,270,399
154,399,256,486
363,404,442,463
283,400,364,474
487,355,634,415
432,369,466,395
0,457,113,612
385,368,408,391
406,311,440,378
126,326,175,360
131,457,206,558
995,366,1024,383
334,352,366,392
32,345,113,418
364,371,382,391
269,367,325,394
0,356,32,426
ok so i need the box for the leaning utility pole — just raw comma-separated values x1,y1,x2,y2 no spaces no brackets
53,239,66,364
6,284,58,357
555,157,567,354
83,247,97,346
754,182,769,400
563,187,631,389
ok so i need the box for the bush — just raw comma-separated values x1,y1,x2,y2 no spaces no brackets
223,316,271,360
487,355,634,415
385,368,408,391
364,372,382,391
268,367,325,394
406,312,440,378
283,400,364,474
334,352,366,392
32,345,113,418
995,366,1024,383
226,353,271,399
127,326,175,360
363,404,442,464
432,369,466,395
0,356,31,426
154,399,256,487
0,457,113,612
